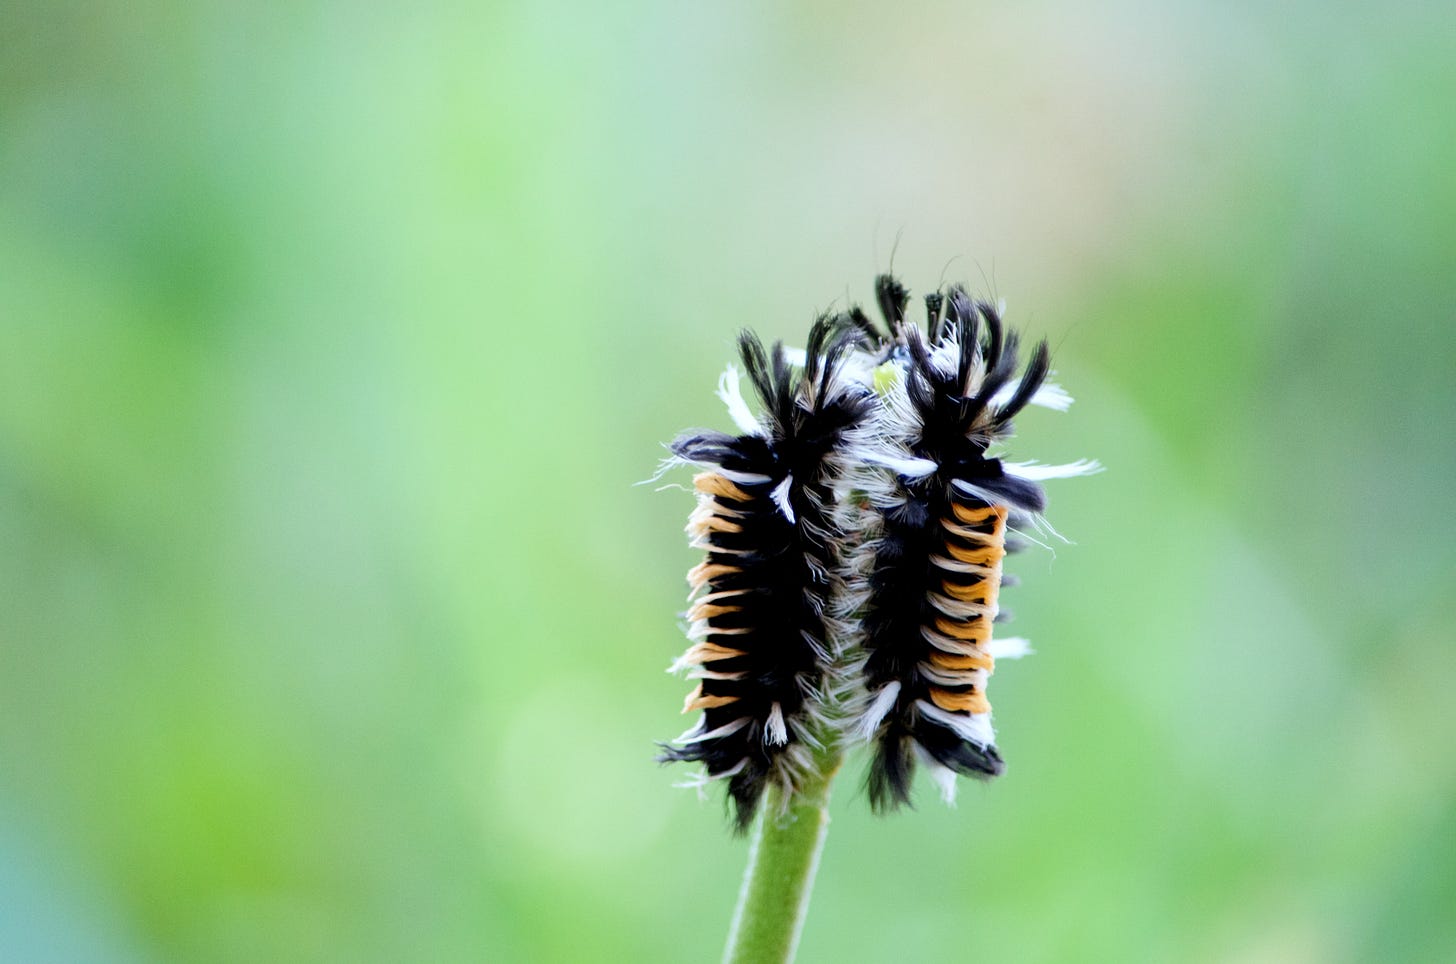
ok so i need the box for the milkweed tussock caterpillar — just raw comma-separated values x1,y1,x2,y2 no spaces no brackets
659,316,875,832
847,276,1099,811
657,273,1097,824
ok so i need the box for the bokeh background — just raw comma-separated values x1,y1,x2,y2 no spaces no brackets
3,1,1454,961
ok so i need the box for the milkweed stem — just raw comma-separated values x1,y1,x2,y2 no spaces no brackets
722,756,840,964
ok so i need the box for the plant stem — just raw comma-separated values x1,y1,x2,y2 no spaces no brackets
721,758,839,964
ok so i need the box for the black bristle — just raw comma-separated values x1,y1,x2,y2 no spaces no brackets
844,306,882,347
996,339,1050,421
875,273,911,330
924,291,944,335
866,728,917,813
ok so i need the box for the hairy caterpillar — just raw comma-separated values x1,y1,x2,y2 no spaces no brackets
659,316,873,831
848,276,1098,811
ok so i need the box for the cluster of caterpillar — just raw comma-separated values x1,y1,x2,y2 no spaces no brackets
660,275,1098,828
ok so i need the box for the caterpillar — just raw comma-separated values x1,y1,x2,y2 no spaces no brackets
659,315,874,831
848,276,1098,811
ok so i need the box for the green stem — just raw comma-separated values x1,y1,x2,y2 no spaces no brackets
722,757,839,964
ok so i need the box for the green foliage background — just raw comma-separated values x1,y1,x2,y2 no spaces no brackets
3,2,1454,961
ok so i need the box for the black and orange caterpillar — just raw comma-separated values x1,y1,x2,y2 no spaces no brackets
850,277,1086,811
659,316,872,831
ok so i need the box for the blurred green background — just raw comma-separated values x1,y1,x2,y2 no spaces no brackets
3,1,1454,961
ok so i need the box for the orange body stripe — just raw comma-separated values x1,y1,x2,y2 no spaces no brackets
942,578,998,603
687,602,742,621
695,589,748,605
928,649,995,672
687,561,741,587
685,641,747,663
928,687,991,715
950,502,1008,526
943,542,1006,566
694,472,753,502
933,615,992,643
683,686,740,713
688,514,743,535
